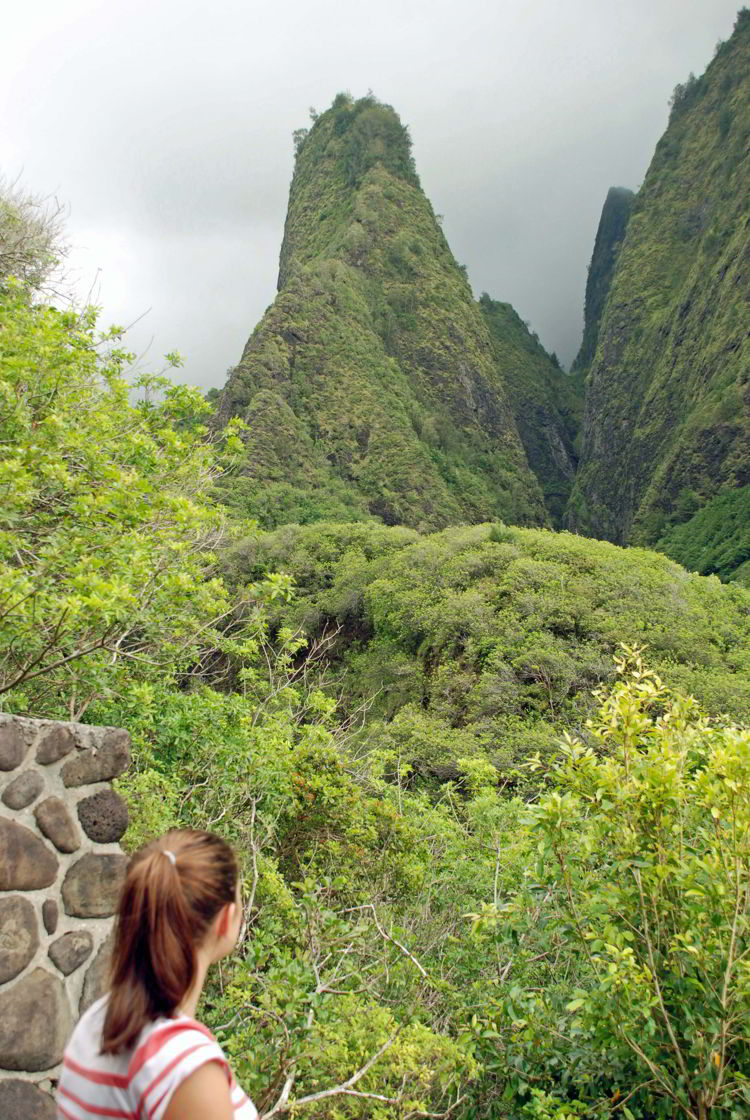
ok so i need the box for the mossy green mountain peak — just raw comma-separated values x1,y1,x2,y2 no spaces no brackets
568,9,750,564
218,94,575,531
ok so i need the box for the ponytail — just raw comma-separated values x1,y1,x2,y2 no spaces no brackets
101,830,237,1054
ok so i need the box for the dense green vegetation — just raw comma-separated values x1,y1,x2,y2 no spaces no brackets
225,520,750,783
569,10,750,561
571,186,634,373
4,15,750,1117
657,486,750,585
217,95,560,532
480,296,581,526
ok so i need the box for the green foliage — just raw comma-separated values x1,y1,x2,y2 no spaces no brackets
0,176,66,291
0,279,253,715
216,95,547,532
572,186,634,373
226,520,750,799
569,15,750,558
657,486,750,583
480,296,582,526
526,649,750,1119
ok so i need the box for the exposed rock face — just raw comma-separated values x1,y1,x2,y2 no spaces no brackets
2,770,44,810
0,1079,57,1120
62,853,128,918
0,819,58,890
0,968,73,1071
49,929,94,975
34,797,81,853
0,896,39,984
61,729,130,787
77,789,129,843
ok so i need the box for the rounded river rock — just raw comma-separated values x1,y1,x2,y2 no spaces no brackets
34,797,80,853
0,720,29,771
42,899,59,935
62,852,128,917
0,968,73,1071
79,933,113,1014
0,1079,57,1120
0,895,39,984
1,770,44,810
35,725,76,765
49,929,94,975
0,819,58,891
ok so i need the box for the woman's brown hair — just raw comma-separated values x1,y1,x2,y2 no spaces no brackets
101,829,238,1054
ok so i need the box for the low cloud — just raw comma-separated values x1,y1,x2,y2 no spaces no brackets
1,0,740,386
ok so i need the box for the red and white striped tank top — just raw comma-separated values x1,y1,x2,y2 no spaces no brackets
56,996,258,1120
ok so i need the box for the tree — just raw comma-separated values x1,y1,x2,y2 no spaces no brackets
529,649,750,1120
0,280,256,716
0,176,67,291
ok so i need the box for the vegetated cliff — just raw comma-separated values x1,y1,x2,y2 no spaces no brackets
217,94,550,531
568,9,750,566
572,186,634,372
480,295,581,526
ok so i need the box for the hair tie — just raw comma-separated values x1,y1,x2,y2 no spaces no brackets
163,849,177,866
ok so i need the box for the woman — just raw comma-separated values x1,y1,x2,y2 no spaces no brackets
56,830,258,1120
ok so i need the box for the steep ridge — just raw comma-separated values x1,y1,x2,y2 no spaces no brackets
217,95,548,531
572,186,634,373
568,10,750,555
479,295,581,526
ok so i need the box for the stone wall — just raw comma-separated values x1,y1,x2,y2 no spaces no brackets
0,713,131,1119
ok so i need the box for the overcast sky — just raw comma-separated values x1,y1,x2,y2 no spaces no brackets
1,0,741,387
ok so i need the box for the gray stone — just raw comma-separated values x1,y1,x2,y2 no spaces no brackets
49,929,93,975
35,724,76,765
80,933,113,1014
0,1079,57,1120
61,727,130,787
0,720,29,771
62,852,128,917
42,899,58,934
0,968,73,1071
0,820,58,891
77,788,129,843
34,797,80,853
1,770,44,810
0,895,39,983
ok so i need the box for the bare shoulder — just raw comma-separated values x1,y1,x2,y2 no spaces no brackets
163,1059,234,1120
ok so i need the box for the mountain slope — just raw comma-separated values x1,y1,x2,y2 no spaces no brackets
479,295,581,526
568,10,750,554
572,186,634,372
217,95,547,531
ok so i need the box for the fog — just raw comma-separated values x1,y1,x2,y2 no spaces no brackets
1,0,741,386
